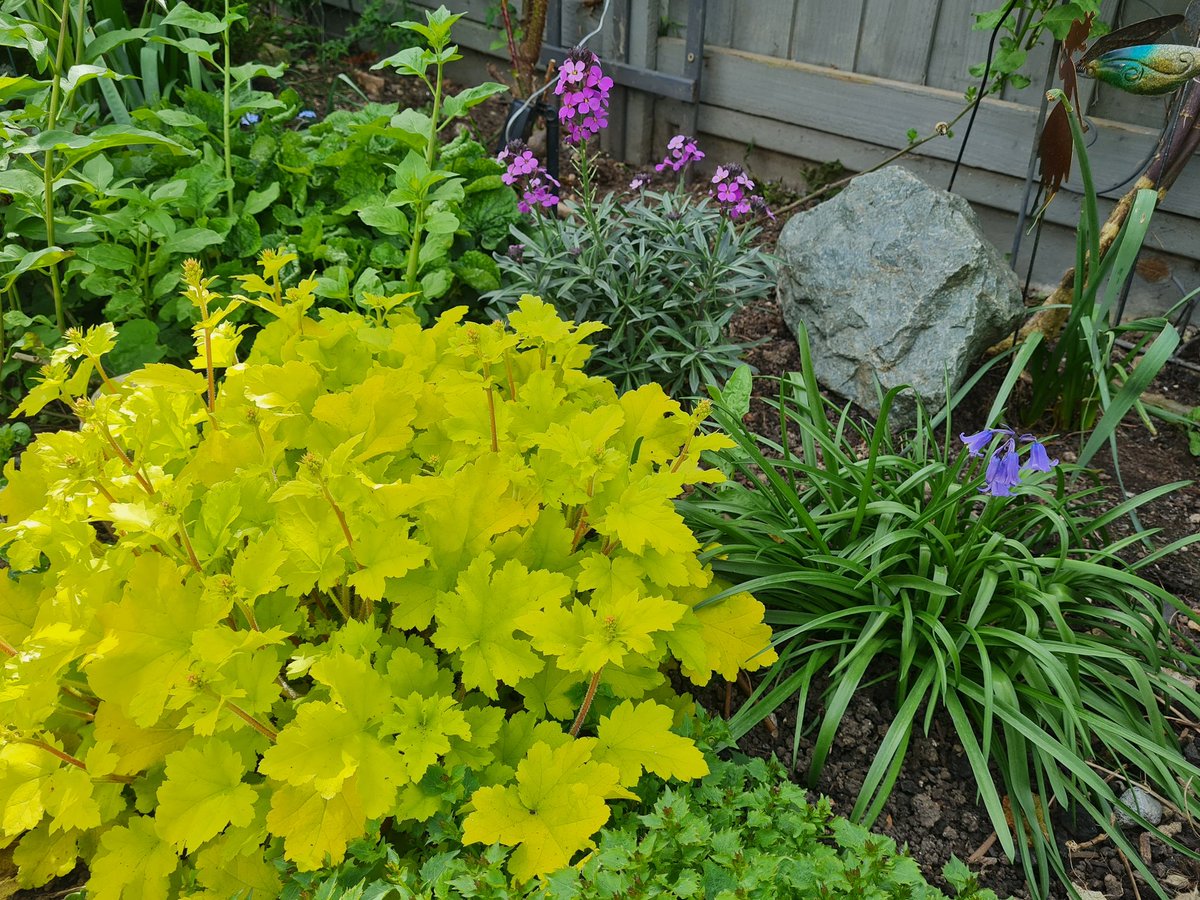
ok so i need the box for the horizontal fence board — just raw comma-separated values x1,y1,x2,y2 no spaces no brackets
655,38,1200,221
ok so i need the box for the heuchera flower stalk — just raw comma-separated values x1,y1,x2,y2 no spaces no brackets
960,426,1059,496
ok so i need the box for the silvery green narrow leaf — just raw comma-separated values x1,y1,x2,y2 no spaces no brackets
1081,43,1200,94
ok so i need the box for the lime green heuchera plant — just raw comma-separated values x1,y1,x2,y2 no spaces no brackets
0,252,775,895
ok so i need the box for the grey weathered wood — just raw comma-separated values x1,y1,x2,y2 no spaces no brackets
855,0,942,83
790,0,864,71
622,0,660,161
697,0,733,48
729,0,792,59
924,0,990,93
655,38,1200,220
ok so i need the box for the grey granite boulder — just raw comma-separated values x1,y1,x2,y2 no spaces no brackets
776,166,1024,423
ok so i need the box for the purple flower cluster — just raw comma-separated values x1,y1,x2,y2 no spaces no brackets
710,164,772,220
556,48,613,143
960,427,1059,497
655,134,705,173
498,140,560,214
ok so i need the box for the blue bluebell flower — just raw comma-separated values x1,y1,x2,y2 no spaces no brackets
1023,440,1059,474
963,425,1059,496
297,109,317,121
983,438,1021,496
239,113,261,127
960,428,996,457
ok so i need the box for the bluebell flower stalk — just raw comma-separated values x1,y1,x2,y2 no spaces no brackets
960,426,1059,496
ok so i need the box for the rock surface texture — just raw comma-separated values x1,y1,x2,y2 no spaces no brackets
775,166,1025,422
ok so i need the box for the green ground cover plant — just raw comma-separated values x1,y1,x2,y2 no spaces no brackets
0,252,777,894
680,333,1200,900
0,5,520,417
283,741,1002,899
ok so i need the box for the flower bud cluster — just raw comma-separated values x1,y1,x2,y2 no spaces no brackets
498,140,560,214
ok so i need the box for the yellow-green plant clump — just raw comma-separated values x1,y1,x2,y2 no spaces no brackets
0,253,775,895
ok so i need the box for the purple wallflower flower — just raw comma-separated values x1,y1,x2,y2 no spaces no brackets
556,48,613,144
655,133,705,172
629,172,652,191
710,163,769,220
498,140,559,215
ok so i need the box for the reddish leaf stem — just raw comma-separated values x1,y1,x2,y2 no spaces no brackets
570,667,605,737
224,699,277,741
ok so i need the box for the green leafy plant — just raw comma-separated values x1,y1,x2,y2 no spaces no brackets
1024,91,1191,467
0,253,777,893
491,187,775,397
679,333,1200,900
285,738,1003,899
368,6,510,309
969,1,1106,96
0,5,521,418
0,0,194,333
0,421,32,488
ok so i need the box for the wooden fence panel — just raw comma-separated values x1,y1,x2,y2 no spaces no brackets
728,0,794,58
855,0,943,82
789,1,865,71
925,0,990,94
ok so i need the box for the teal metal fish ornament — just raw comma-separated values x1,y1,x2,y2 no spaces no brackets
1081,44,1200,95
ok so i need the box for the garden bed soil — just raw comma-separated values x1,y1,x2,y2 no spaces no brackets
718,299,1200,900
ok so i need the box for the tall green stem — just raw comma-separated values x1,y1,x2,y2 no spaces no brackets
73,0,87,67
44,0,74,333
221,0,234,218
575,143,604,255
404,59,446,293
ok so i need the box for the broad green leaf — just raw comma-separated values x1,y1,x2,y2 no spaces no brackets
159,2,225,33
462,740,620,882
265,780,366,872
155,739,258,852
432,554,570,697
593,699,709,786
89,816,178,900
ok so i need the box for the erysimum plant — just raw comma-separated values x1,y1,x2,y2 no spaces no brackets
679,325,1200,900
487,50,775,397
0,254,776,894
